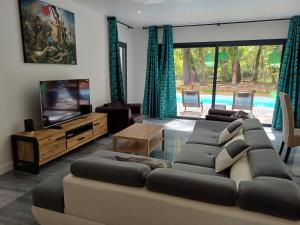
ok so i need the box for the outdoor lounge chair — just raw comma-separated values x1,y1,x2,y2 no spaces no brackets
232,91,255,112
182,89,203,114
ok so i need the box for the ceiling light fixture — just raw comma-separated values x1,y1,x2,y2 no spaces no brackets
138,10,142,14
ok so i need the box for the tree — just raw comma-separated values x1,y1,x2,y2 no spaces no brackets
183,48,191,85
197,48,206,85
252,46,262,83
228,46,242,85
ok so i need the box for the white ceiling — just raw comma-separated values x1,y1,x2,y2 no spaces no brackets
73,0,300,28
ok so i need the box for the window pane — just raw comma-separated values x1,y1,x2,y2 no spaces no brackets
174,47,216,118
215,45,283,124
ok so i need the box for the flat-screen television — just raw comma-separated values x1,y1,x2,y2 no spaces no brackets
40,79,90,128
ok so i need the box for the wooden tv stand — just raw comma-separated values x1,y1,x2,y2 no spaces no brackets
11,113,108,174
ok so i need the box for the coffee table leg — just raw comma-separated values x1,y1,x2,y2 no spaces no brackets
162,129,165,151
113,137,117,152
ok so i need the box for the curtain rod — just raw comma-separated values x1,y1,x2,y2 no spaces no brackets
142,18,291,29
117,20,134,29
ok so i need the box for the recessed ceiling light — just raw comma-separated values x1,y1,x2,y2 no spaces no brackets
138,10,142,14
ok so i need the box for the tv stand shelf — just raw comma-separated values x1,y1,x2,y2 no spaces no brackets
11,113,108,174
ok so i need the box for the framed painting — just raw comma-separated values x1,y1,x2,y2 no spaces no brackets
19,0,77,64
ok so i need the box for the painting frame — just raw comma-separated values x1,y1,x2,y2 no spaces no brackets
18,0,77,65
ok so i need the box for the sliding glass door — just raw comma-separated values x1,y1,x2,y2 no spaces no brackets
215,45,283,124
174,47,215,118
174,40,285,124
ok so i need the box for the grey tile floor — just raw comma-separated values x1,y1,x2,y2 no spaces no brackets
0,118,299,225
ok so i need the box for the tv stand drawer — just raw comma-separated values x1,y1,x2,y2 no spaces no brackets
40,140,66,164
67,130,93,149
93,117,107,128
38,133,65,146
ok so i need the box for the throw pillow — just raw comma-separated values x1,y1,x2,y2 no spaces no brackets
215,137,249,173
230,110,248,119
115,156,170,170
218,119,243,144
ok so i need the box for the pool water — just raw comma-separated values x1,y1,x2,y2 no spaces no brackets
176,93,276,108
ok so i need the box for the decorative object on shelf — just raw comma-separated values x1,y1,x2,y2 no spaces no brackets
24,119,34,132
19,0,77,64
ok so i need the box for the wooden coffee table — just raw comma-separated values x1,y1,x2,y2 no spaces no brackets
112,123,165,157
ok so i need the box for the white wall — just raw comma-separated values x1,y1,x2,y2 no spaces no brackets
130,20,290,103
0,0,111,174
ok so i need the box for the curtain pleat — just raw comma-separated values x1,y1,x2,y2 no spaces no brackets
159,25,177,119
108,17,125,103
143,26,160,117
272,16,300,129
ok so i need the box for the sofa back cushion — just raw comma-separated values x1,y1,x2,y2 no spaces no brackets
146,168,237,206
242,118,263,131
238,177,300,220
248,149,292,180
243,129,274,150
71,157,151,187
105,101,122,108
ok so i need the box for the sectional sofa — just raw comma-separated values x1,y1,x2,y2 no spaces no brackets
32,118,300,225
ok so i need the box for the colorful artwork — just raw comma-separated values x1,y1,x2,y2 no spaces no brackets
19,0,77,64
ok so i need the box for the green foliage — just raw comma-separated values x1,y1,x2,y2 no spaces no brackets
174,45,283,86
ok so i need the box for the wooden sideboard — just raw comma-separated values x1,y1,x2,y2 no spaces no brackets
11,113,108,174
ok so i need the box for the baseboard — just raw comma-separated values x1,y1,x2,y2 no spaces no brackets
0,161,14,175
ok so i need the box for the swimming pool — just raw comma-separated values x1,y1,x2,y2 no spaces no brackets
176,93,276,108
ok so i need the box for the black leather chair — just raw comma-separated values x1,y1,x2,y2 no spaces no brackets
95,101,144,133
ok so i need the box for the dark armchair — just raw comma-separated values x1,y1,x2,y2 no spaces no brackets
95,101,144,133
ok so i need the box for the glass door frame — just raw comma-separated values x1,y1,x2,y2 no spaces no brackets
174,39,286,124
119,42,127,102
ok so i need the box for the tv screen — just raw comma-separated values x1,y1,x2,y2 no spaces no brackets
40,79,90,128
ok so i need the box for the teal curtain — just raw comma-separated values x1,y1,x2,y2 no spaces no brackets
108,17,125,103
272,16,300,129
143,26,160,117
159,25,177,119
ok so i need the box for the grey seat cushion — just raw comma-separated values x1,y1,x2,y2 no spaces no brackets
71,156,151,187
187,120,229,146
181,143,222,155
91,149,133,159
244,129,274,150
248,149,292,180
92,150,172,168
115,155,171,170
193,119,230,133
238,177,300,220
173,151,215,168
173,163,230,178
146,168,237,206
242,118,263,131
32,169,69,213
